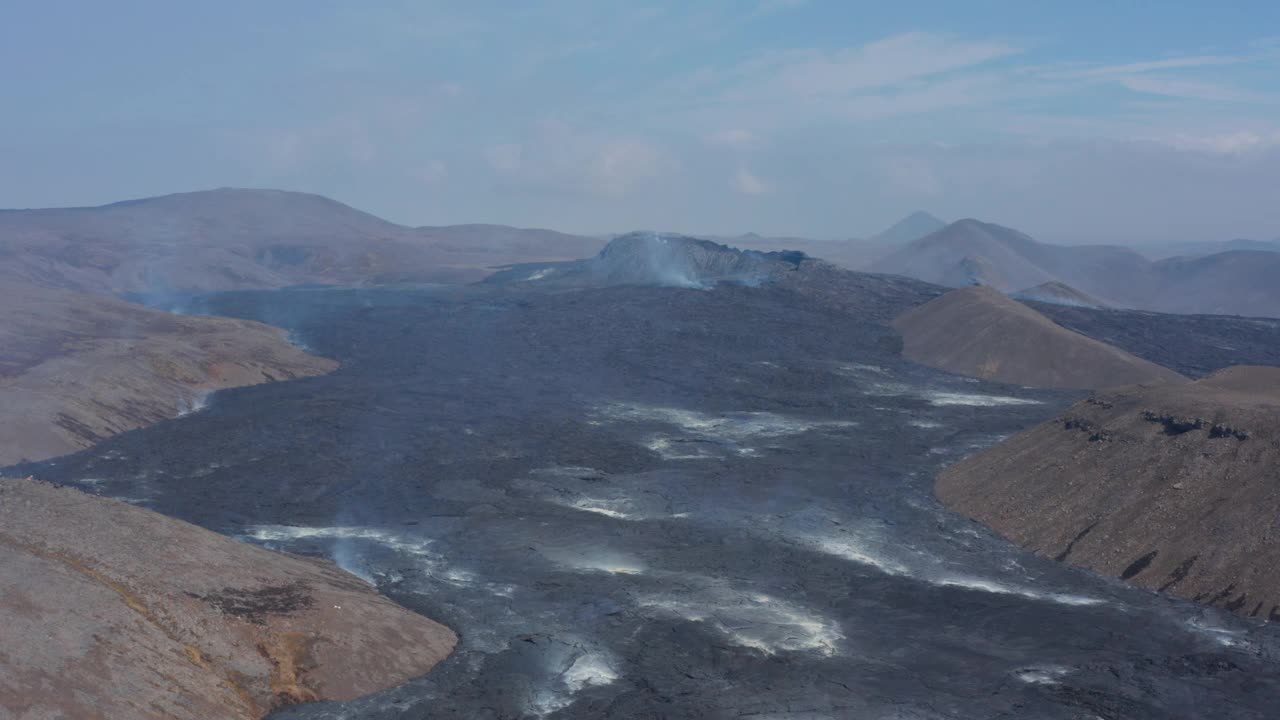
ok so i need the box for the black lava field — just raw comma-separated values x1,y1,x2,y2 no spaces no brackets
11,282,1280,719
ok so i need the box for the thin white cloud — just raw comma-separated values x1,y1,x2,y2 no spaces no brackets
410,160,448,185
750,0,807,18
1159,129,1280,154
485,122,674,197
592,139,668,195
731,168,770,195
721,32,1020,102
707,128,758,148
485,143,524,172
1055,54,1243,78
234,116,378,174
881,156,942,196
840,71,1014,119
1119,75,1271,103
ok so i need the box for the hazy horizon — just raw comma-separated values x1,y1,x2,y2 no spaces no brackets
3,1,1279,244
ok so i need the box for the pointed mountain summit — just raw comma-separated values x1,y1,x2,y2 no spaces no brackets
869,211,947,245
869,219,1059,291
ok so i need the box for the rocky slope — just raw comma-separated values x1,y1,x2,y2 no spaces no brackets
892,286,1186,389
937,366,1280,620
869,219,1280,317
0,280,336,464
0,188,599,294
0,477,455,720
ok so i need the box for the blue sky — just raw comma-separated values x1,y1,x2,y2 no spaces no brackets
2,1,1278,243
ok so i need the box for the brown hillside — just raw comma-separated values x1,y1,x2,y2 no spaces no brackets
0,477,455,719
0,280,337,465
0,188,602,294
892,285,1186,389
937,366,1280,620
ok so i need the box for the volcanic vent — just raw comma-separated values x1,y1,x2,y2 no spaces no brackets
486,231,806,289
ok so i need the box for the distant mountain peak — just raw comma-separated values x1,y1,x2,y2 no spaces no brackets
903,210,945,224
870,211,947,245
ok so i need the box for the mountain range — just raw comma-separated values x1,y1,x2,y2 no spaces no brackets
1137,237,1280,260
869,219,1280,317
2,189,1274,318
0,188,602,295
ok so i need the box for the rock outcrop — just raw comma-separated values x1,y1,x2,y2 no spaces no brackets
936,366,1280,620
0,280,337,464
0,477,455,719
892,285,1186,389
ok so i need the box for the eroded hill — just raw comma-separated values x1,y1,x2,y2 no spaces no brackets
937,366,1280,620
892,286,1185,389
0,280,336,464
0,477,455,720
0,188,601,294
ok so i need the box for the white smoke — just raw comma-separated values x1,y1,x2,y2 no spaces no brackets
176,391,211,417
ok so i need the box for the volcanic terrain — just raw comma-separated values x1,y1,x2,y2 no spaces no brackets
892,285,1187,389
0,279,336,465
937,366,1280,622
9,236,1280,719
0,477,455,720
1012,281,1109,309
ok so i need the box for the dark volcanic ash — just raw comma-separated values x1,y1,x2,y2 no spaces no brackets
9,273,1280,720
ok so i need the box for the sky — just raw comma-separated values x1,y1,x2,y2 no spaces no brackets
2,1,1279,244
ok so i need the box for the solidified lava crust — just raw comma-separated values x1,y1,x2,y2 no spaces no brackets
10,283,1280,720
